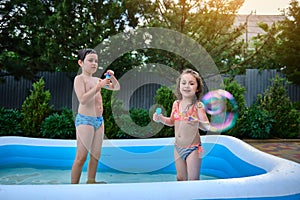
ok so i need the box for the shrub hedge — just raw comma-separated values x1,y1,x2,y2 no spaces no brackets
0,76,299,139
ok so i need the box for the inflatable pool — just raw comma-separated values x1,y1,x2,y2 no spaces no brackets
0,135,299,200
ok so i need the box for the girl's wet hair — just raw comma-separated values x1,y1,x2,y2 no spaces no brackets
175,69,204,100
77,48,97,61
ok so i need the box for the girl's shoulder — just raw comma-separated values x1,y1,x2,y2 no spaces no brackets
172,100,180,106
171,100,180,111
196,101,204,109
173,100,180,104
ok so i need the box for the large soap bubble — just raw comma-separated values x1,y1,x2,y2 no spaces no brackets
202,90,238,132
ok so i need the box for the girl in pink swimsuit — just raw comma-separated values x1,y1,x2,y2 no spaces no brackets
153,69,210,181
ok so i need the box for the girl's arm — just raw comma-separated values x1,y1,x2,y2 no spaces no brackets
158,115,174,127
153,101,177,126
197,102,211,131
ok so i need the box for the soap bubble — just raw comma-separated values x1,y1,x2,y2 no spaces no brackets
202,90,238,132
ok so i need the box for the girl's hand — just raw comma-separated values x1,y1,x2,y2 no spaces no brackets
153,113,161,123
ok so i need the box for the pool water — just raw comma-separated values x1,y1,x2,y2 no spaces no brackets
0,167,216,185
0,138,266,185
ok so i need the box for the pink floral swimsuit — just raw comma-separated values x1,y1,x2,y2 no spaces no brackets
171,100,204,160
171,100,202,122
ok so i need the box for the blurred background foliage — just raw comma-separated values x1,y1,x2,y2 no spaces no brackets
0,0,299,139
1,0,299,84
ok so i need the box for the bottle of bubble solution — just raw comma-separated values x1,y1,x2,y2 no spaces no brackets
155,108,162,122
105,72,111,88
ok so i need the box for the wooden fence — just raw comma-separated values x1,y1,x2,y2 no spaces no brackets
0,69,299,110
0,72,76,110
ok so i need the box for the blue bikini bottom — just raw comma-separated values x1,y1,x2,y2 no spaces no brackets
75,113,103,130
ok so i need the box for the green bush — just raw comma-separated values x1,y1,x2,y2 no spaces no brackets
271,108,300,138
258,75,300,138
101,89,126,139
105,108,163,139
0,107,23,136
130,108,167,138
154,86,176,115
222,78,246,115
21,77,53,137
103,86,176,139
111,115,136,139
154,86,176,138
41,109,75,139
222,78,247,137
100,90,153,139
292,101,300,110
114,110,152,139
129,108,151,126
240,103,275,139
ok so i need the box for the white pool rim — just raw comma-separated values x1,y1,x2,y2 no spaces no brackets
0,135,299,200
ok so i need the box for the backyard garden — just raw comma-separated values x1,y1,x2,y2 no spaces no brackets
0,0,300,140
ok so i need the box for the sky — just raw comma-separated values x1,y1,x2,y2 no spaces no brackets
238,0,297,15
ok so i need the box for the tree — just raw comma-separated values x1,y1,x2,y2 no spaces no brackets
0,0,138,80
21,77,53,137
257,75,300,138
245,0,300,85
243,22,282,70
276,0,300,85
121,0,246,74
